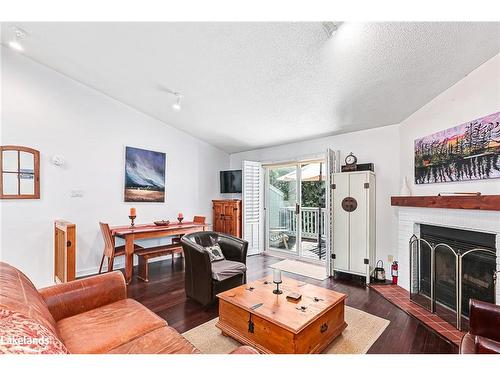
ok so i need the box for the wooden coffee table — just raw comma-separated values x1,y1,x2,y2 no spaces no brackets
216,276,347,354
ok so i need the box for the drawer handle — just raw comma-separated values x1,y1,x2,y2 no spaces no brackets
320,323,328,333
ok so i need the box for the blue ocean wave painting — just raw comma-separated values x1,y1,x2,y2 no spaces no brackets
124,146,166,202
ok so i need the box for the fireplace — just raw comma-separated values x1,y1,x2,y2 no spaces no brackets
410,224,496,330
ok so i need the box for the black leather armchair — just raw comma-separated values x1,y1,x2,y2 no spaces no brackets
181,231,248,306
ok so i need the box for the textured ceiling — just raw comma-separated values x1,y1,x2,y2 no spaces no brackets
1,22,499,153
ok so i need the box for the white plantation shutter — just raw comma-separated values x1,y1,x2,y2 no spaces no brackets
243,160,263,255
325,149,339,276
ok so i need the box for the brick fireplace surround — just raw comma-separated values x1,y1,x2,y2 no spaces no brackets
371,205,500,347
395,206,500,303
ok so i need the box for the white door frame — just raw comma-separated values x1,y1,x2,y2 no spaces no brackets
263,156,326,265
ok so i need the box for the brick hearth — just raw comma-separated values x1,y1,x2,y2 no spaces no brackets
370,283,465,346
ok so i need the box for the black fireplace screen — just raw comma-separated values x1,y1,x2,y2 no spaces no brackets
410,224,496,331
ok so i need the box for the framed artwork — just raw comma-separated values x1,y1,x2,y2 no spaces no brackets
124,146,166,202
414,112,500,184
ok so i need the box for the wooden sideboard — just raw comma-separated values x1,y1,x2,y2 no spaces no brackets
212,199,242,238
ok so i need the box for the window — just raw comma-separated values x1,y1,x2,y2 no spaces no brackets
0,146,40,199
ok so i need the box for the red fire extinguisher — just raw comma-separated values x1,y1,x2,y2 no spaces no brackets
391,261,399,285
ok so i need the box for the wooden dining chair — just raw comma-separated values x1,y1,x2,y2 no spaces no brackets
98,222,143,274
171,216,206,246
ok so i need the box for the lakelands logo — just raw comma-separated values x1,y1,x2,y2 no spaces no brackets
0,335,51,346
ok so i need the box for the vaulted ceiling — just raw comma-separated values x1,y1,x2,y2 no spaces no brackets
2,22,499,153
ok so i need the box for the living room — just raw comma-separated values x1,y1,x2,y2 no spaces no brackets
1,1,499,372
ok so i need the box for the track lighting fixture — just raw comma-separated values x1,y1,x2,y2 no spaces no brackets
172,94,182,111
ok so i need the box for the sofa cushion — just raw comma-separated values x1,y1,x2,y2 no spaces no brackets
0,262,58,336
108,326,200,354
57,298,166,353
211,260,247,282
0,309,68,354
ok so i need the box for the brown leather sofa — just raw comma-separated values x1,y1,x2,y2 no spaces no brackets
182,231,248,306
460,299,500,354
0,261,257,354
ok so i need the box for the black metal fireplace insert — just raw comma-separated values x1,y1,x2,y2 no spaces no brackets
409,224,496,331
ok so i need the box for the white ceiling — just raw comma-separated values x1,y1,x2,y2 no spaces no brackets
2,22,499,153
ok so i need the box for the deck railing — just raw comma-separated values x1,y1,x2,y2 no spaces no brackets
278,206,326,239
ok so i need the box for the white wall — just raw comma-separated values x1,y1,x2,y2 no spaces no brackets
395,53,500,290
399,53,500,195
230,124,401,269
0,47,229,287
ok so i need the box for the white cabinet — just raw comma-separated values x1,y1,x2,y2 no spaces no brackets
332,171,376,283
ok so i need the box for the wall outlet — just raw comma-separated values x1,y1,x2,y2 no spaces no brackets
70,189,84,198
387,255,394,263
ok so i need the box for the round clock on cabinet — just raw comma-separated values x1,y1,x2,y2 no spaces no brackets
345,152,357,165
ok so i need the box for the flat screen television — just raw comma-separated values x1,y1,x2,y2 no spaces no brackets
220,170,242,193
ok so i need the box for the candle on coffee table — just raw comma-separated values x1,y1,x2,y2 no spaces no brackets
129,207,136,217
273,269,282,283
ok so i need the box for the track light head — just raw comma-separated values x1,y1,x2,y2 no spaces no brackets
8,26,27,52
172,94,182,111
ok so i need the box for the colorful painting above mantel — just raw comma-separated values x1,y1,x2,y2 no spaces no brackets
124,146,166,202
414,111,500,184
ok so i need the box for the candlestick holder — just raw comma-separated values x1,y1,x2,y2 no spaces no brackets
273,281,283,295
128,215,136,228
177,217,183,224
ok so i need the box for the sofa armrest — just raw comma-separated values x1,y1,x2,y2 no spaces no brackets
38,271,127,321
218,234,248,264
469,299,500,343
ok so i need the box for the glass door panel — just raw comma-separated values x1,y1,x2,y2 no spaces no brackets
299,161,326,261
267,165,298,255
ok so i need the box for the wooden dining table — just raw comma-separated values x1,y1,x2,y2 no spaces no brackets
111,221,208,284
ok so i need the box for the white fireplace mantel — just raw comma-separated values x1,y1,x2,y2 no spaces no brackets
395,206,500,305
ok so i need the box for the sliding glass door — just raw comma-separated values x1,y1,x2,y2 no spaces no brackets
266,165,299,255
265,160,326,262
300,161,326,261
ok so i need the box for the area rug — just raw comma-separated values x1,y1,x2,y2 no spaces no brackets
269,259,327,280
182,306,390,354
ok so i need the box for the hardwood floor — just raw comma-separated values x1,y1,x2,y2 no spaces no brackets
126,253,457,354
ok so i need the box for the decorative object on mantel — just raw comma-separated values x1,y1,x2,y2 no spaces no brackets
0,145,40,199
177,212,184,223
153,220,170,226
129,207,136,227
414,111,500,184
390,194,500,211
124,146,166,202
399,176,412,196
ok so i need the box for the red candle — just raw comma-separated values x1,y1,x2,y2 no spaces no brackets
178,212,183,219
130,208,136,217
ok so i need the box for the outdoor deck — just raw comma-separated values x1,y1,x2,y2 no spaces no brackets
268,206,327,261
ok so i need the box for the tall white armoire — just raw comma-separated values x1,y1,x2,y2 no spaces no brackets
332,171,376,284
